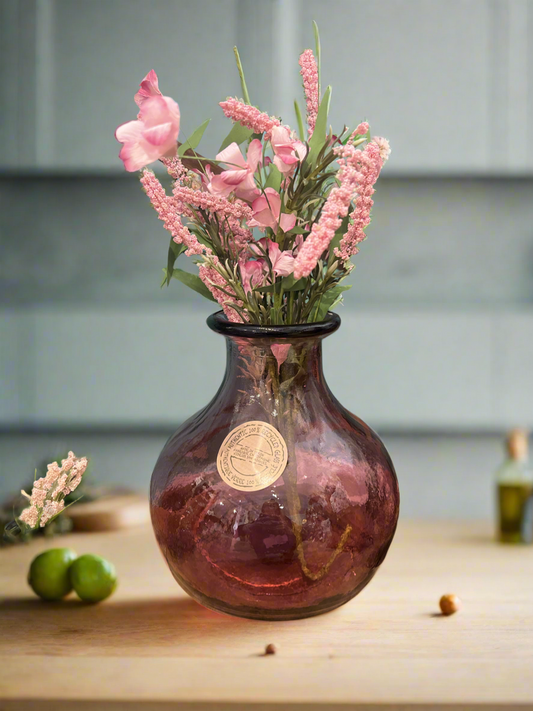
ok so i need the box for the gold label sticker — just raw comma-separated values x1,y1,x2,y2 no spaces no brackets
217,421,288,492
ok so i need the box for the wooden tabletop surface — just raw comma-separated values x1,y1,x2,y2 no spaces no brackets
1,518,532,710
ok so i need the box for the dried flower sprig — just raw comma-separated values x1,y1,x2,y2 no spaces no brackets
115,24,390,325
18,452,88,530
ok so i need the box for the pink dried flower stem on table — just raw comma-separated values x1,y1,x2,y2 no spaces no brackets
19,451,88,530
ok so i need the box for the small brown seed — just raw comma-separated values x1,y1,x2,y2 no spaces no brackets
264,643,277,655
439,593,462,616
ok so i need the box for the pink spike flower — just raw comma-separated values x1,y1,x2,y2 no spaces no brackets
115,71,180,172
141,170,206,256
293,142,382,278
219,98,281,136
334,142,383,261
299,49,319,136
199,257,243,322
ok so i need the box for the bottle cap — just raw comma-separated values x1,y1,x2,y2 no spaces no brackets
506,429,529,461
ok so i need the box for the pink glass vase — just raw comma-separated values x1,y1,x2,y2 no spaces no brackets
150,312,399,620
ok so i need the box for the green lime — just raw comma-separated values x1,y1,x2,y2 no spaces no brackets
28,548,77,601
69,554,117,603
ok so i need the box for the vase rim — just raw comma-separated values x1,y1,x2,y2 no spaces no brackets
207,311,341,339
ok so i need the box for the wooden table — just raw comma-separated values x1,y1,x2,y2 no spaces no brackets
1,519,532,710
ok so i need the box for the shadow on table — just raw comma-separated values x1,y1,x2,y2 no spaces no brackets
0,595,262,653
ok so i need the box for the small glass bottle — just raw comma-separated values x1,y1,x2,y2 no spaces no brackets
496,429,533,544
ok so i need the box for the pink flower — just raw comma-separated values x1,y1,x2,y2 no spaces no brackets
334,142,383,262
299,50,319,136
248,188,296,233
240,259,265,292
141,170,206,256
208,140,262,202
116,71,180,172
270,126,306,176
40,500,65,527
219,98,281,136
372,136,391,163
353,122,369,136
134,69,162,109
251,238,295,277
19,506,39,528
271,343,291,370
19,451,88,531
199,258,243,322
293,142,383,278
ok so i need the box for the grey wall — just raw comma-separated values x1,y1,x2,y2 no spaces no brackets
2,0,533,518
2,175,533,307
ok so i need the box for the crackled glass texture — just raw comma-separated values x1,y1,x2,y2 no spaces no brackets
151,313,399,620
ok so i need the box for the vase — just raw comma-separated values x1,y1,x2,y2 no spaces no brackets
150,311,399,620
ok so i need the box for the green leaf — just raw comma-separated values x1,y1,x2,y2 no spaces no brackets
281,275,307,291
177,119,210,157
294,99,305,140
306,85,331,167
255,275,307,294
315,284,352,322
264,164,282,191
233,46,251,104
219,122,254,152
313,21,321,97
164,239,187,286
286,225,308,235
172,269,216,302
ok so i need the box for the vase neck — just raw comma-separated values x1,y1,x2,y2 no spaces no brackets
224,335,326,392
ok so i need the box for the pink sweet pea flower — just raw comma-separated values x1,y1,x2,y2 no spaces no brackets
248,188,296,233
271,343,291,371
270,126,307,176
134,70,162,109
251,238,295,277
116,71,180,172
208,140,262,202
240,259,265,292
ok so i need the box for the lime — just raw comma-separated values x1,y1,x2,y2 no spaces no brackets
28,548,77,601
69,554,117,603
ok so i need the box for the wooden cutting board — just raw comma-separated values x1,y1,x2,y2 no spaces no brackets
1,520,532,710
68,493,151,531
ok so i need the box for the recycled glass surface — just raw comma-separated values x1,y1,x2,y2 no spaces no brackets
150,312,400,620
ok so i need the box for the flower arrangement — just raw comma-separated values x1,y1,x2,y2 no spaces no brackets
115,24,390,324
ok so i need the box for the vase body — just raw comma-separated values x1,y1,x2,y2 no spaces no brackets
150,312,399,620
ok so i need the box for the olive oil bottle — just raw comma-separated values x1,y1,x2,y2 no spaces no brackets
496,430,533,544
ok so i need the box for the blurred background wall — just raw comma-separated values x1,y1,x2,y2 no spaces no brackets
1,0,532,517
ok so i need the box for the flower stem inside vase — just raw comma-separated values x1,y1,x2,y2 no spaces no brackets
267,345,352,582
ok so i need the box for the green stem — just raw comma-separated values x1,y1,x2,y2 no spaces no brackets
269,350,352,581
233,46,251,105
